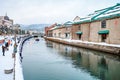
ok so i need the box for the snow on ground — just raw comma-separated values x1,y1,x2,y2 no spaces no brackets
0,36,5,40
15,43,24,80
0,40,14,80
52,37,120,48
0,35,24,80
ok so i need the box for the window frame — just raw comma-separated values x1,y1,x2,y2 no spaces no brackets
101,20,106,28
78,25,81,30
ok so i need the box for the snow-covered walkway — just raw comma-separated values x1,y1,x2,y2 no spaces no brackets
0,43,14,80
0,35,24,80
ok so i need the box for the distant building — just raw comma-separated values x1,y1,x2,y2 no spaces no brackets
52,24,63,38
12,24,20,30
73,16,80,22
28,29,38,35
50,21,73,39
63,21,73,39
45,23,57,37
0,14,13,28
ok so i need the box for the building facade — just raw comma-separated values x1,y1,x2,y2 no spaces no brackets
72,23,90,41
73,3,120,44
0,15,13,28
63,21,73,39
45,3,120,44
45,23,56,37
52,24,63,38
51,22,73,39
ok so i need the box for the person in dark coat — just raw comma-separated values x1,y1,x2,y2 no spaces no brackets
2,45,5,56
5,42,9,50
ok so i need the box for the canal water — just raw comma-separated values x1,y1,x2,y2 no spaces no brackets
22,38,120,80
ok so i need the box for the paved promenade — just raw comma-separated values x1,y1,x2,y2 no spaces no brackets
0,42,14,80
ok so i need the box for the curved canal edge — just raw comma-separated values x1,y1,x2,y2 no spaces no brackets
14,36,33,80
44,37,120,56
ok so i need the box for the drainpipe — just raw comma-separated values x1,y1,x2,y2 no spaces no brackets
81,24,83,41
88,23,91,42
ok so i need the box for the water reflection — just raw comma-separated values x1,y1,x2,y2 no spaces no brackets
46,40,120,80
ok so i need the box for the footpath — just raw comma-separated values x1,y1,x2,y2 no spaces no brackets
0,41,14,80
0,36,24,80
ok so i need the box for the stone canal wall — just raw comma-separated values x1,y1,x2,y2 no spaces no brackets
45,37,120,56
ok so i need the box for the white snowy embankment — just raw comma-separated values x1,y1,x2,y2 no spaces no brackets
52,37,120,48
0,36,24,80
15,41,24,80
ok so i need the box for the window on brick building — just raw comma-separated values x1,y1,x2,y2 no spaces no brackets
78,25,81,30
101,20,106,28
59,33,61,38
54,33,56,37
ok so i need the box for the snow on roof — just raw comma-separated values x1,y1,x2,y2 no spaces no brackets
73,3,120,24
50,24,63,30
96,4,120,19
64,21,73,25
63,21,73,27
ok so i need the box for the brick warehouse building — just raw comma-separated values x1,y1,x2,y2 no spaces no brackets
45,3,120,44
72,3,120,44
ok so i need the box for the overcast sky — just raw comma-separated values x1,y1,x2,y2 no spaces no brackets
0,0,119,24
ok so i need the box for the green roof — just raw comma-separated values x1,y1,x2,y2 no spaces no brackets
73,3,120,24
92,3,120,20
73,19,91,24
51,24,63,30
64,21,73,25
57,24,62,26
76,31,83,34
98,30,109,34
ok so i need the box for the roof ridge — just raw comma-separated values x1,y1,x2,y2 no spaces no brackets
91,3,120,20
95,3,120,12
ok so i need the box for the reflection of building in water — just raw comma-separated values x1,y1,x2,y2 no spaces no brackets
52,42,60,50
48,41,120,80
89,53,99,76
98,56,108,80
105,58,120,80
81,50,90,70
46,40,53,48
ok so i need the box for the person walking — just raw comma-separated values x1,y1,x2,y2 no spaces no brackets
2,44,5,56
12,43,17,58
